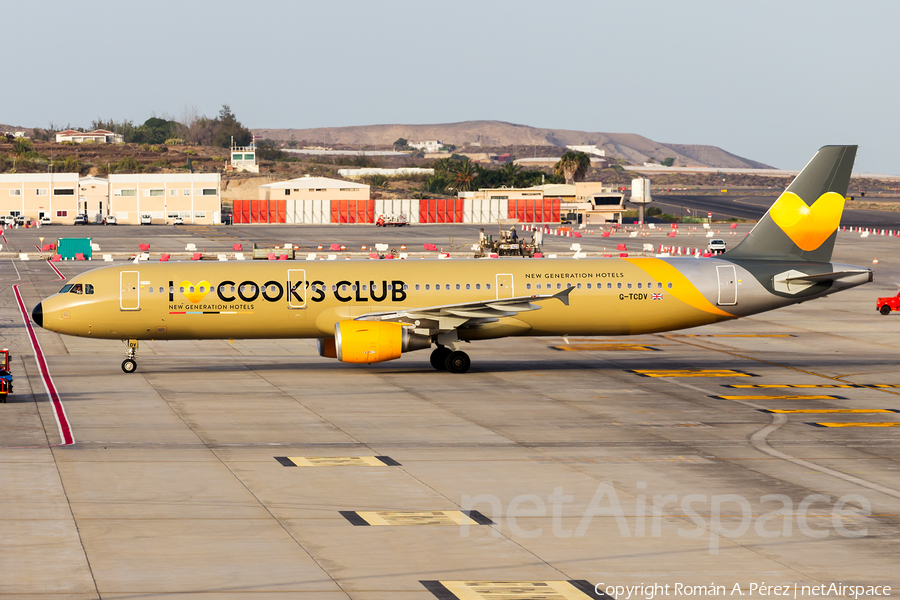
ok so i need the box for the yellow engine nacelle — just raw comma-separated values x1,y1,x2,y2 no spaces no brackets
332,321,430,364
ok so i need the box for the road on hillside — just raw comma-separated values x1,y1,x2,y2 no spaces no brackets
652,194,900,227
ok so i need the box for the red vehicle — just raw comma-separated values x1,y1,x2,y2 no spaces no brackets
0,349,11,403
876,291,900,315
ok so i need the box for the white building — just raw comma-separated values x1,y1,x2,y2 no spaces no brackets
230,139,258,173
408,140,444,153
566,145,606,157
108,173,221,224
55,129,124,144
337,167,434,178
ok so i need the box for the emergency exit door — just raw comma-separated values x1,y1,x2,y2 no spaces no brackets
716,265,737,306
496,273,514,299
287,269,307,308
120,271,140,310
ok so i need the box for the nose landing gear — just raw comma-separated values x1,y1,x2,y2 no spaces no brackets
122,339,138,373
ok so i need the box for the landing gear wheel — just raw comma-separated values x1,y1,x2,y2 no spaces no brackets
122,359,137,373
445,351,471,374
430,347,451,370
881,305,891,315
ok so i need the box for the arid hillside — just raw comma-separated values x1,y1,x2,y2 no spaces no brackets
252,120,773,169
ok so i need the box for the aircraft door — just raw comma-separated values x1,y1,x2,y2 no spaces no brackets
120,270,140,310
716,265,737,306
287,269,307,308
496,273,514,299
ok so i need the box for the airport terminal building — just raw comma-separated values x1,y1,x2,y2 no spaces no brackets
0,173,222,225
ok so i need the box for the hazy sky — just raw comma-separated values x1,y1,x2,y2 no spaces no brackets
6,0,899,173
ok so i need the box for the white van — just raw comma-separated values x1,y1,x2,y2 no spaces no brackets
140,214,152,225
0,215,15,225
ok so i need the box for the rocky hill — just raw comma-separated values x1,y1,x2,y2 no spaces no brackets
252,120,772,169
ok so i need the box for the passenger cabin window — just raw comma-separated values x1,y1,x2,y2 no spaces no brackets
476,284,481,290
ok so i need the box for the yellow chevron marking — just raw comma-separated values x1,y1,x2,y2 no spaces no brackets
633,369,752,377
623,258,733,317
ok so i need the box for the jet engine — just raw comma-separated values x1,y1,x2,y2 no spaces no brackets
325,321,431,364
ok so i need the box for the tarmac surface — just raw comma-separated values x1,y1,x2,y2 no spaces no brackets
1,223,899,599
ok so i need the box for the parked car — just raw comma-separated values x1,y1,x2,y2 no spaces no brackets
140,214,152,225
74,215,88,225
172,217,184,225
40,216,52,225
708,239,727,254
104,215,117,225
1,215,15,225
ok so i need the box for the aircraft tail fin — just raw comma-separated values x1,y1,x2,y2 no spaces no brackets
726,145,857,262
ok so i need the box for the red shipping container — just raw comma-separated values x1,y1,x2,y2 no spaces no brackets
438,199,447,224
347,200,357,224
419,201,429,224
455,198,464,222
429,199,438,224
551,198,561,223
232,200,242,223
277,200,286,223
526,200,536,223
242,200,251,224
331,200,340,223
339,200,349,224
365,199,375,223
250,200,260,223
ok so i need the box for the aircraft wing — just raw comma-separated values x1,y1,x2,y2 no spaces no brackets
355,287,573,336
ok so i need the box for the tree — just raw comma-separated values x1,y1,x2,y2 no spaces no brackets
211,104,252,148
661,157,675,167
365,174,390,188
393,137,408,149
256,139,285,161
500,162,524,187
448,158,480,192
12,137,33,156
553,151,591,185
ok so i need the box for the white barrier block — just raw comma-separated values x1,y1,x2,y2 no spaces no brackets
861,231,869,238
399,253,408,259
235,252,245,260
327,254,337,260
103,254,113,262
217,254,228,261
19,253,29,260
306,253,317,260
91,243,101,251
186,243,197,251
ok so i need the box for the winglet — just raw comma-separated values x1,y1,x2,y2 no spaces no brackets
553,287,574,306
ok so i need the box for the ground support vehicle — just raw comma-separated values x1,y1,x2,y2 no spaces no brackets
0,349,12,403
474,227,541,258
376,214,408,227
876,291,900,315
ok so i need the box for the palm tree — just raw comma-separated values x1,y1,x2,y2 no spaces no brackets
448,158,480,192
500,162,524,187
553,151,591,185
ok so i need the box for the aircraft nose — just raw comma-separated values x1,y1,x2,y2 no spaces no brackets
32,302,43,328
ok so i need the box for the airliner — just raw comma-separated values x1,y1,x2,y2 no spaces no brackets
32,146,871,373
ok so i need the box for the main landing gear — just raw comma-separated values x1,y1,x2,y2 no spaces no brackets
122,339,138,373
430,346,471,374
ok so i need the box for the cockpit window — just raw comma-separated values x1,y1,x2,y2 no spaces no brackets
84,284,94,295
70,284,83,294
59,284,73,294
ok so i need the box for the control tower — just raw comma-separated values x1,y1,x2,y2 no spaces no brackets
229,137,259,173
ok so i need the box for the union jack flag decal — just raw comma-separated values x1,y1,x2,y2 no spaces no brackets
651,293,663,300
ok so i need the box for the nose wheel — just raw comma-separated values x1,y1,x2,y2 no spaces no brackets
122,340,138,373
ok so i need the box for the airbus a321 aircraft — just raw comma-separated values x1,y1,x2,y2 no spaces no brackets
32,145,871,374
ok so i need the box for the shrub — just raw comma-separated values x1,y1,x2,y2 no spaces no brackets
165,138,185,146
183,149,197,156
148,145,166,153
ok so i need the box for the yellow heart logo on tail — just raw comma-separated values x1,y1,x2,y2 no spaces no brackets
768,191,844,252
179,280,212,304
